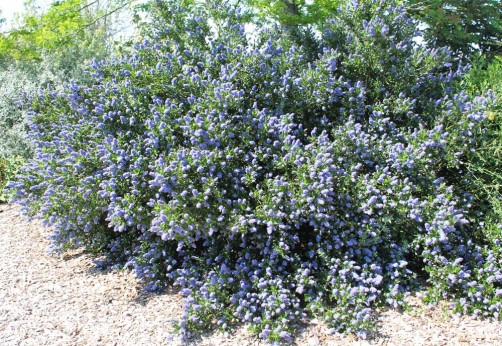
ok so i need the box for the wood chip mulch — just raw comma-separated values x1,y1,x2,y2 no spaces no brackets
1,203,501,345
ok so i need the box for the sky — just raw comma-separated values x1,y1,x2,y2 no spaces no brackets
0,0,25,28
0,0,51,29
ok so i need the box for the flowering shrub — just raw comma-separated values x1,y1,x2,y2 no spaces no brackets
0,46,112,202
0,35,113,159
0,0,121,203
7,0,502,342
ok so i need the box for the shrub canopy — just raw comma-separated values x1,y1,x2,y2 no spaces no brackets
8,0,502,342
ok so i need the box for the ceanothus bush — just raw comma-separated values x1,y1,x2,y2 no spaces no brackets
7,0,501,342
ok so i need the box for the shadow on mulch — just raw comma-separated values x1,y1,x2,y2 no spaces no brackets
176,322,264,346
61,250,90,261
131,284,182,307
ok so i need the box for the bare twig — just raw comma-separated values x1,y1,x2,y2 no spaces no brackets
68,0,137,38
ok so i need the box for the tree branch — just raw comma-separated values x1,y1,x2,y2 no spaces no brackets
65,0,137,39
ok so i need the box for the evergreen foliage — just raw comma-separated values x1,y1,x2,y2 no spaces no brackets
407,0,502,58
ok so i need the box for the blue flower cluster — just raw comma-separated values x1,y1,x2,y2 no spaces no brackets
7,0,501,342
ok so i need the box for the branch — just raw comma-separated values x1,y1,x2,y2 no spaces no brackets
46,0,102,34
78,0,101,13
65,0,137,39
1,0,129,35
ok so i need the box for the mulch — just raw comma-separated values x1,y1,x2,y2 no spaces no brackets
1,203,501,345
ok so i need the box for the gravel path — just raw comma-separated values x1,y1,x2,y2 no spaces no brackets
1,203,501,345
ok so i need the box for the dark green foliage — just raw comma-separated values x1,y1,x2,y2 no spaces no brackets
407,0,502,58
0,155,25,202
458,55,502,236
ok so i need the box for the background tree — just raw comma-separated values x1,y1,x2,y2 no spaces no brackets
0,0,134,64
406,0,502,58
